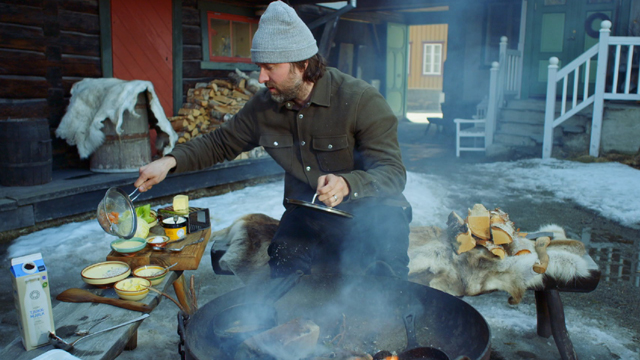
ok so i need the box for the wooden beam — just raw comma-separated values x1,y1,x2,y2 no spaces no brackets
318,16,340,59
307,3,354,30
98,0,112,77
173,0,183,117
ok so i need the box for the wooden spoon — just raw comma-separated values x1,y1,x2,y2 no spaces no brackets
56,288,153,313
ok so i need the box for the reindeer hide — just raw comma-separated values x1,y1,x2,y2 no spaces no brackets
214,214,597,304
55,78,178,158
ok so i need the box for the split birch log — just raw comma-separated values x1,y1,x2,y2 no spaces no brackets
476,239,506,259
491,222,516,245
467,204,491,240
447,211,475,254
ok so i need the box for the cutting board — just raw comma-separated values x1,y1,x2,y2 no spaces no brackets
106,227,211,270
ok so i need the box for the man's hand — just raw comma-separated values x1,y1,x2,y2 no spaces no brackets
316,174,350,207
134,156,177,192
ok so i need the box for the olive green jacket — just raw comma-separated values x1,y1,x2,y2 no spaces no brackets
169,67,410,209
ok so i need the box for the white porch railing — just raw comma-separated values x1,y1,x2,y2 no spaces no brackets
477,37,522,148
543,20,640,159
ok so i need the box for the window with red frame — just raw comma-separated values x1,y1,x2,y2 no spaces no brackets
207,12,258,63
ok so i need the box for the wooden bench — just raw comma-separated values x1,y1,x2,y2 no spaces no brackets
1,228,211,360
210,240,601,360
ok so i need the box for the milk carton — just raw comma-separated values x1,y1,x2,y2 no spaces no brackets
10,253,55,351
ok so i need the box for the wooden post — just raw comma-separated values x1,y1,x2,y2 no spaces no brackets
590,20,612,157
535,290,552,338
542,57,559,159
485,62,500,147
173,271,192,314
497,36,508,107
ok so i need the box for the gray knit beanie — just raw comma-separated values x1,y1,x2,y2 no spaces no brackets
251,1,318,63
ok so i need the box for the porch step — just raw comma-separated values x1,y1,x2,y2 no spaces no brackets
498,122,544,138
499,108,545,125
493,132,539,147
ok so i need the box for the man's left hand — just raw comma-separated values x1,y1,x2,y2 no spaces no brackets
316,174,350,207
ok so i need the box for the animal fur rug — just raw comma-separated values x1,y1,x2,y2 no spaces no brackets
214,213,598,304
55,78,178,158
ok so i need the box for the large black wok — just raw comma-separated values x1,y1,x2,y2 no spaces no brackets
178,274,491,360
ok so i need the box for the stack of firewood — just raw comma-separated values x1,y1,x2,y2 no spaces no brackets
447,204,524,259
169,70,263,146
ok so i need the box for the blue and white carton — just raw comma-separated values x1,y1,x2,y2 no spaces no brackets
10,253,55,351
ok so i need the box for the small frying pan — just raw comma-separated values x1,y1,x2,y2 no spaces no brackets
399,313,450,360
285,193,353,218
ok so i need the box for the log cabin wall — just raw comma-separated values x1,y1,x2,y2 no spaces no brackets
180,0,233,105
0,0,102,170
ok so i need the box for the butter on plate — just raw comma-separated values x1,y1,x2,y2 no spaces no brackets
173,195,189,214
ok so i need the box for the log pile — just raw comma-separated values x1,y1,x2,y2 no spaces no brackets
448,204,520,259
169,70,266,160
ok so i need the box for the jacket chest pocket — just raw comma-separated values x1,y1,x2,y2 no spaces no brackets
260,134,293,172
313,135,352,173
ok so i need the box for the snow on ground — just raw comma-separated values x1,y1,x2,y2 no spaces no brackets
3,158,640,359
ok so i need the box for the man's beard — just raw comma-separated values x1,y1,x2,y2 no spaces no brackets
268,76,305,103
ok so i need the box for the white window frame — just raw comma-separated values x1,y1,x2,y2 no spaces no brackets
422,43,443,75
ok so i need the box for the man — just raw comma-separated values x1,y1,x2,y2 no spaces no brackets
134,1,411,279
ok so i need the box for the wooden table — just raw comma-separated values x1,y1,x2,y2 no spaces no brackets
107,227,212,314
1,227,212,360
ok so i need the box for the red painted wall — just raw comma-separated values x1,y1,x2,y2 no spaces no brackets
111,0,173,117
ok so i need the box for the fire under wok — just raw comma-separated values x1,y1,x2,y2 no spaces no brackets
178,274,491,360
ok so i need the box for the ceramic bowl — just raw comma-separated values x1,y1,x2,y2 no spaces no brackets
132,264,168,285
110,237,146,254
81,261,131,286
114,277,151,301
145,235,169,248
147,210,158,228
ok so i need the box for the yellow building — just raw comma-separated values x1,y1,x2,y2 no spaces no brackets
407,24,448,112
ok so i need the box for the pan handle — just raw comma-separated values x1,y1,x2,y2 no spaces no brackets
403,312,420,350
177,311,190,360
261,270,304,304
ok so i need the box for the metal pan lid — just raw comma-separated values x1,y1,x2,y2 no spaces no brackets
285,198,354,218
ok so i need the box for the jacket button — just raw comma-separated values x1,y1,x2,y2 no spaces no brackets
328,144,333,149
273,141,278,146
301,141,306,146
298,114,304,119
353,192,358,197
305,166,311,171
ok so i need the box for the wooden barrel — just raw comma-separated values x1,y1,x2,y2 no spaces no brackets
0,118,52,186
90,92,152,173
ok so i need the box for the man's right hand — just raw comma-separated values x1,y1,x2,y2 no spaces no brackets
134,156,177,192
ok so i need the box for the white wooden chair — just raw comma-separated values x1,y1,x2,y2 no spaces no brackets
454,118,486,157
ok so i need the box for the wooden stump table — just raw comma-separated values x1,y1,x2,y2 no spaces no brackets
1,227,211,360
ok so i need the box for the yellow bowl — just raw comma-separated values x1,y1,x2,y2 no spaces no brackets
133,264,168,285
110,237,146,254
114,277,150,301
81,261,131,286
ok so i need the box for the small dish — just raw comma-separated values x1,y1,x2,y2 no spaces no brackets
132,264,168,285
146,235,169,248
81,261,131,286
114,277,151,301
110,237,146,255
147,210,158,228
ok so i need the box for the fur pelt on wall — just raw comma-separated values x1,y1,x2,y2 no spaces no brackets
215,214,598,303
55,78,178,159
